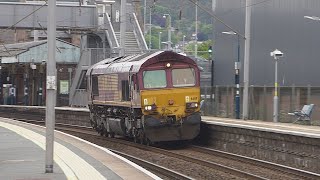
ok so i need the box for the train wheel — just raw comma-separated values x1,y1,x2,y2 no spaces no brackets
143,135,153,146
109,132,115,138
104,131,109,137
98,124,104,136
99,130,104,136
134,136,138,143
139,131,145,145
145,138,150,146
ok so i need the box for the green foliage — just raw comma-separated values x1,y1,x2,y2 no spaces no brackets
185,40,213,60
145,32,162,50
142,0,214,54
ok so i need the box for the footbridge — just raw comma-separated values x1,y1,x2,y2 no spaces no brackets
0,1,97,31
0,1,148,107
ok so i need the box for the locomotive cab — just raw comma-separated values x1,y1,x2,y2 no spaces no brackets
138,59,201,142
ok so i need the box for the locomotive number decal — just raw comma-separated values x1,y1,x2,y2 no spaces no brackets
186,96,198,102
190,96,198,101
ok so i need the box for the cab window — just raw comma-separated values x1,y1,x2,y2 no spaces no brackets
143,70,167,88
172,68,195,87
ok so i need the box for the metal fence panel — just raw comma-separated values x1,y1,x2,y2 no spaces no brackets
201,85,320,125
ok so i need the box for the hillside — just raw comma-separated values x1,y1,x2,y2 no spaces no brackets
134,0,213,50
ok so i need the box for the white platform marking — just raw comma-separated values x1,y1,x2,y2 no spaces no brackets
0,121,106,180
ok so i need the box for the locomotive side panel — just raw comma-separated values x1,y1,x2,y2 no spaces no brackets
92,72,134,106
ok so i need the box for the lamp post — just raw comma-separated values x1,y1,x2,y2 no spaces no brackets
149,6,152,49
195,0,198,57
270,49,283,123
0,61,2,105
163,14,171,50
143,0,146,35
158,32,162,50
222,31,241,119
243,0,252,120
182,35,186,53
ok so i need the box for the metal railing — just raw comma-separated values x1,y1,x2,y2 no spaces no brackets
131,12,148,51
104,12,119,49
201,85,320,125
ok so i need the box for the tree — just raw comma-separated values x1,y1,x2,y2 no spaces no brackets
185,40,213,60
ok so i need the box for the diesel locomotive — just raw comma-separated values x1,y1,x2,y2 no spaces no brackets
86,51,201,143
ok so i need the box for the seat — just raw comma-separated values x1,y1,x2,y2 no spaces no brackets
288,104,315,124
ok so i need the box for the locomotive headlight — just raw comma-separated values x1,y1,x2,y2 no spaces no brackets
186,102,199,108
144,105,157,111
145,106,150,110
166,63,171,68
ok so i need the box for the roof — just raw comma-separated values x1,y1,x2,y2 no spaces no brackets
87,51,197,76
0,39,79,57
87,51,161,76
0,40,46,57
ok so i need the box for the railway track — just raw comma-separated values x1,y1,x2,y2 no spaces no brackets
54,124,264,179
7,118,320,179
190,146,320,179
12,118,192,179
53,124,320,179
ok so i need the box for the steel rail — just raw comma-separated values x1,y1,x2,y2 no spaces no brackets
110,149,193,180
191,145,320,179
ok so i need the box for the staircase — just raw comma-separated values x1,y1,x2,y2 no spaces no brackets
115,31,143,55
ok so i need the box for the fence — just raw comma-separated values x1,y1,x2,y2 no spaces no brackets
200,85,320,125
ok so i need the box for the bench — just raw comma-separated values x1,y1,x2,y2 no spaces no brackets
288,104,314,124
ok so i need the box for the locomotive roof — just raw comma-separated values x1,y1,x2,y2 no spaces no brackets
87,51,197,76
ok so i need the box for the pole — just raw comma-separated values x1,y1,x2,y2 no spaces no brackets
120,0,126,56
195,0,198,57
242,0,252,120
182,35,185,53
235,34,240,119
24,73,28,105
143,0,146,35
45,0,56,173
39,74,42,106
0,64,2,105
149,6,152,49
273,58,279,122
168,15,171,50
158,32,162,50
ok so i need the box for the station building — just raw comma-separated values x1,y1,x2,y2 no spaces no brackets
213,0,320,86
208,0,320,120
0,39,80,106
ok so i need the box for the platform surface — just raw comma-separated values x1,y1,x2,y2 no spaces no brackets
0,117,160,180
202,116,320,138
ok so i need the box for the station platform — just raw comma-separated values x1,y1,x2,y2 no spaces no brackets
202,116,320,138
0,117,160,180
